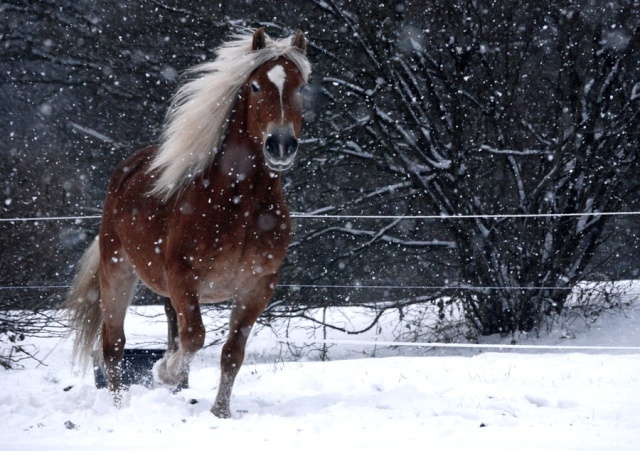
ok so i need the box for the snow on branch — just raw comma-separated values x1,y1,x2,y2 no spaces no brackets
323,77,367,95
479,145,551,156
294,225,455,249
68,122,117,144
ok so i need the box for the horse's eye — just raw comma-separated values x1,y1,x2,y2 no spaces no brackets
251,81,260,93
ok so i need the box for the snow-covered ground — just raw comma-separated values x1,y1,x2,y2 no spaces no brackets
1,282,640,450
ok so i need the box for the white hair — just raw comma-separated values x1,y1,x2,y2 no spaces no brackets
148,30,311,201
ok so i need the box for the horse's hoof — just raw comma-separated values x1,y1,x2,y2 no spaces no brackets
110,389,124,408
211,404,232,419
152,357,176,385
170,378,189,394
152,357,169,384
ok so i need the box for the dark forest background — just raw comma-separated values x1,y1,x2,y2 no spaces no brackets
1,0,639,339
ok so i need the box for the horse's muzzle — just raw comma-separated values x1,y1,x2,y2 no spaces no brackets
264,125,298,171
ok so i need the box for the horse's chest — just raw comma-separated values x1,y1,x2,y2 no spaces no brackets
184,207,289,292
206,219,287,267
203,203,289,249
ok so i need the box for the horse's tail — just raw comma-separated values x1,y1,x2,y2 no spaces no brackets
64,237,103,369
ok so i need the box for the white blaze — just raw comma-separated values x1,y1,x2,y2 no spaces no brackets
267,65,286,95
267,65,286,120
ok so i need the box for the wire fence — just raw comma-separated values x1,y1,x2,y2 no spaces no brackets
273,337,640,351
2,210,639,352
1,210,637,294
0,283,577,291
2,211,640,222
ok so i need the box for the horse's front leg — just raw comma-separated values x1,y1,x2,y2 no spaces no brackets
164,297,180,354
153,274,205,389
211,276,276,418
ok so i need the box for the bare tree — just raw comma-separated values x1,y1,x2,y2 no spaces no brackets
299,0,640,334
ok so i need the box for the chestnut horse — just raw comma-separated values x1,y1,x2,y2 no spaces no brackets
65,28,310,418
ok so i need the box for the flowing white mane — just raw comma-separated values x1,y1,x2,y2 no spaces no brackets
148,31,311,201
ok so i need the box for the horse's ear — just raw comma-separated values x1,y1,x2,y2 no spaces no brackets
252,27,267,51
292,29,307,54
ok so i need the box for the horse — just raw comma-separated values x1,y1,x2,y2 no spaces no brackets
64,28,311,418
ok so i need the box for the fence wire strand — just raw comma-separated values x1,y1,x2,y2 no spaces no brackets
2,211,640,222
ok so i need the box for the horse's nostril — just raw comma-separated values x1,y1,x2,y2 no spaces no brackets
265,135,278,156
285,136,298,156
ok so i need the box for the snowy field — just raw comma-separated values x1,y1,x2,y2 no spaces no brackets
1,282,640,450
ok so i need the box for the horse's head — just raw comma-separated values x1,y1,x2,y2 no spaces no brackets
244,28,308,171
